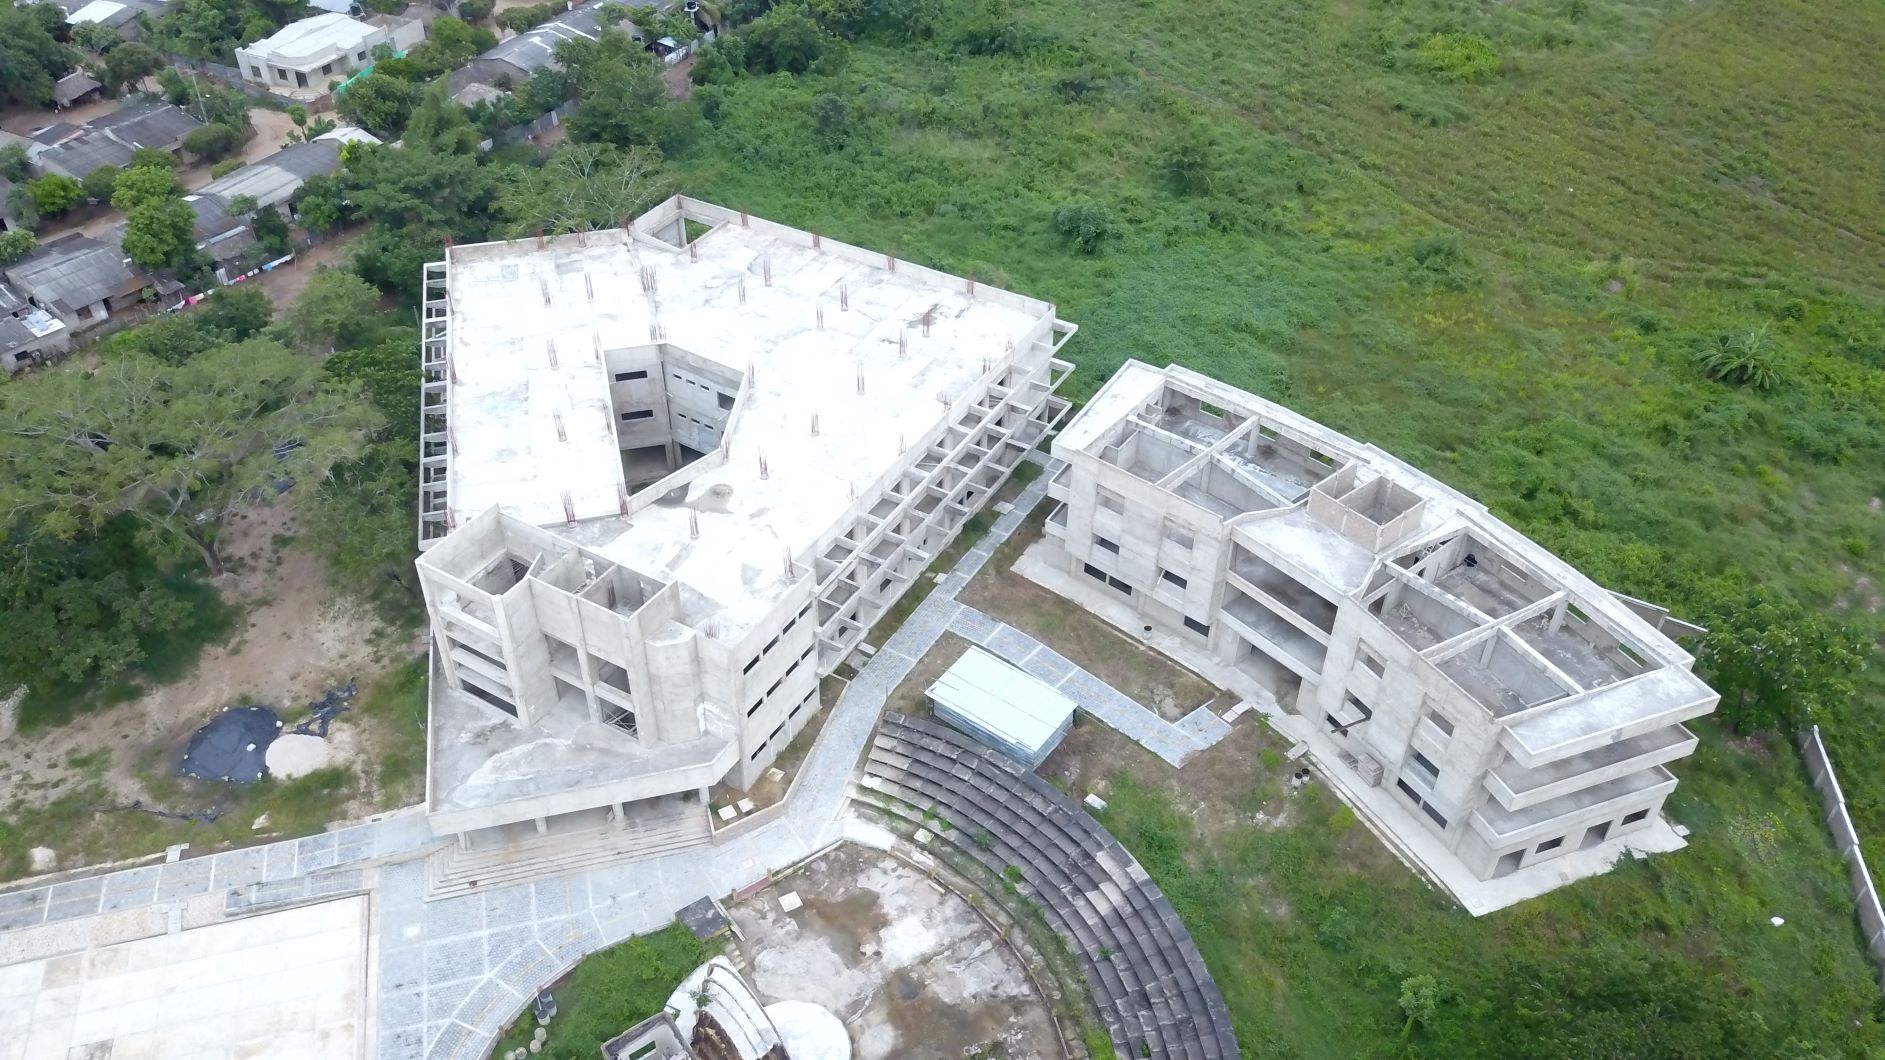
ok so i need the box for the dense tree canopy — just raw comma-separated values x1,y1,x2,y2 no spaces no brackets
0,4,76,107
0,342,378,574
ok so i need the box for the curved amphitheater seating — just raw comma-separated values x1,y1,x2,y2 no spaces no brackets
859,713,1239,1060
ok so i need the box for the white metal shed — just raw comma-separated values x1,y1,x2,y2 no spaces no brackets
926,647,1077,769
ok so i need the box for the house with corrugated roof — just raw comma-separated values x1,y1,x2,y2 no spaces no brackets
2,233,154,334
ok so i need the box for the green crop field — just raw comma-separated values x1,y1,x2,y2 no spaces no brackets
671,0,1885,1053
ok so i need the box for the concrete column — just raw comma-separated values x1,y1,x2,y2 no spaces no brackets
457,832,473,852
534,817,549,836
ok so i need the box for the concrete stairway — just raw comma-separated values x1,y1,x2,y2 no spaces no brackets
423,806,712,899
857,713,1239,1060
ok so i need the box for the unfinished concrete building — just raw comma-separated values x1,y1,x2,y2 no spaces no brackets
1034,361,1717,905
413,198,1073,849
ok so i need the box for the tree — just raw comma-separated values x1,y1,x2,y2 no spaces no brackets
107,286,272,365
250,203,291,254
99,40,161,94
457,0,493,21
1695,585,1868,733
335,72,421,138
306,337,421,613
0,231,37,265
72,22,123,55
196,285,272,339
497,142,670,236
811,92,850,149
564,33,697,155
0,143,29,183
348,222,445,308
121,198,201,272
742,6,833,74
6,185,42,230
182,122,246,162
0,342,377,574
112,163,180,213
0,519,203,689
1052,201,1118,255
29,174,83,217
276,269,383,353
292,171,350,234
82,164,122,204
1398,974,1442,1039
402,79,482,156
342,144,497,235
131,146,178,170
0,3,76,107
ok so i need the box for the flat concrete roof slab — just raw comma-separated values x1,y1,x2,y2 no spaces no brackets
0,895,367,1059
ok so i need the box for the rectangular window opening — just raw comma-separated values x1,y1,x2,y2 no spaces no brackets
1160,569,1188,590
1182,616,1210,637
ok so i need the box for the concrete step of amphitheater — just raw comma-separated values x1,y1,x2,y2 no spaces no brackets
423,811,712,899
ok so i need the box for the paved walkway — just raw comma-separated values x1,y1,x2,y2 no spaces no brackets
0,459,1233,1059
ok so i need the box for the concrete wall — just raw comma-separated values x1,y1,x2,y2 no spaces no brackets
1801,724,1885,987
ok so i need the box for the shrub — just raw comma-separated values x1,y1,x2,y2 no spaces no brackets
1416,32,1500,82
1401,233,1477,290
0,230,37,264
1693,324,1786,389
456,0,494,21
81,164,121,203
28,174,83,216
182,122,245,161
210,158,246,178
1052,201,1118,255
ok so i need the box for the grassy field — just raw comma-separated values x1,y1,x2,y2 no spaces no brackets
671,0,1885,1053
490,921,708,1058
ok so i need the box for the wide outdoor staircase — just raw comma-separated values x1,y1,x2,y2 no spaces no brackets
857,713,1239,1060
423,803,712,899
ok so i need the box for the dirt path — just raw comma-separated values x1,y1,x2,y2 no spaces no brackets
246,228,361,306
0,500,392,811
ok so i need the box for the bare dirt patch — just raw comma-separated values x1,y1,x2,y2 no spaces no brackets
0,499,399,813
175,107,305,193
728,844,1060,1060
962,565,1219,720
247,228,362,307
1041,710,1288,846
0,96,119,134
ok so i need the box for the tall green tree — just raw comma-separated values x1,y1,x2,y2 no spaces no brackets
496,142,670,236
342,144,498,235
0,4,76,107
0,342,378,574
1695,585,1869,733
402,79,482,156
335,72,422,139
0,519,208,689
121,198,201,272
276,269,384,353
111,164,180,213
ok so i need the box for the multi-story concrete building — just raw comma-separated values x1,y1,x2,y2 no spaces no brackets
413,197,1073,848
1035,361,1717,902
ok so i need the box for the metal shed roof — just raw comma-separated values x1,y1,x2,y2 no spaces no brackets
927,647,1077,767
5,235,144,312
195,140,344,208
482,3,604,76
